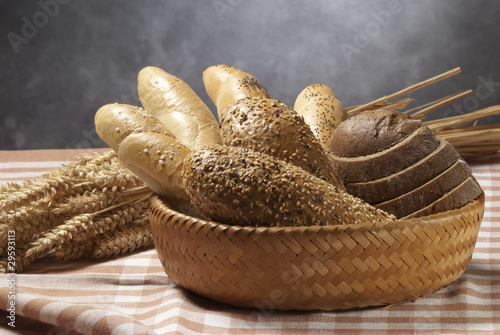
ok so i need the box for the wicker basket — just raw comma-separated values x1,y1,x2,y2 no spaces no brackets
149,192,485,311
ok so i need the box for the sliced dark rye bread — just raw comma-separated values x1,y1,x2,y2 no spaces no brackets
374,160,473,218
328,126,440,183
328,109,421,157
345,140,460,204
403,177,483,218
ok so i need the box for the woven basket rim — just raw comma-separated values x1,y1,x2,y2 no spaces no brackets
149,191,485,232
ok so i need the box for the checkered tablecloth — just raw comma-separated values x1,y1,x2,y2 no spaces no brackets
0,149,499,335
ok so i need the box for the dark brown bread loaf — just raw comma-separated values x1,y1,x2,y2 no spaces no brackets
328,110,421,157
328,126,441,183
327,110,482,218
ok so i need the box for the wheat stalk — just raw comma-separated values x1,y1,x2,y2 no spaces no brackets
347,67,500,158
0,151,156,273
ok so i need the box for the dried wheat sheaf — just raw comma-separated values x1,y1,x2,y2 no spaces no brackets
0,151,153,273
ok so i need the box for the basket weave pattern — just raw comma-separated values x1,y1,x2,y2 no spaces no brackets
149,193,484,311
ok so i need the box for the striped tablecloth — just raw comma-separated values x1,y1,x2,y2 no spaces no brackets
0,149,499,335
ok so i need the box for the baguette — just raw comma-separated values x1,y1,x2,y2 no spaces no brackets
118,132,191,207
138,66,222,149
294,84,348,149
203,64,270,119
94,103,173,152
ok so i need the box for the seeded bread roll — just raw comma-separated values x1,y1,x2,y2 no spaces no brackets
220,96,344,189
327,109,482,218
183,145,395,227
138,66,222,149
118,132,191,208
95,103,174,152
294,84,348,149
203,64,270,119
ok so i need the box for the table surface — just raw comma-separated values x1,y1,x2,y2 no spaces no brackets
0,149,499,335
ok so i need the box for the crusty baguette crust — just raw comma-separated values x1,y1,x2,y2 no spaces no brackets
138,66,222,149
118,132,191,207
220,96,345,189
203,64,270,120
95,103,173,152
183,145,395,227
294,84,347,149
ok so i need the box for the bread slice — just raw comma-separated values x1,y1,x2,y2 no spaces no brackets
404,177,483,218
328,126,440,183
374,160,473,218
346,140,460,203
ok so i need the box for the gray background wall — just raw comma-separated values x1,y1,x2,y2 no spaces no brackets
1,0,500,150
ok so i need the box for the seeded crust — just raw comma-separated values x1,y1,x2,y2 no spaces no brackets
183,145,395,227
294,84,348,149
95,103,174,152
118,132,192,207
203,64,270,120
220,96,345,189
328,110,421,158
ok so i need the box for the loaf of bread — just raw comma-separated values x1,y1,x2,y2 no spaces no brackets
203,64,270,119
294,84,348,149
183,145,395,227
138,66,222,149
118,131,192,208
95,103,174,152
327,110,482,218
